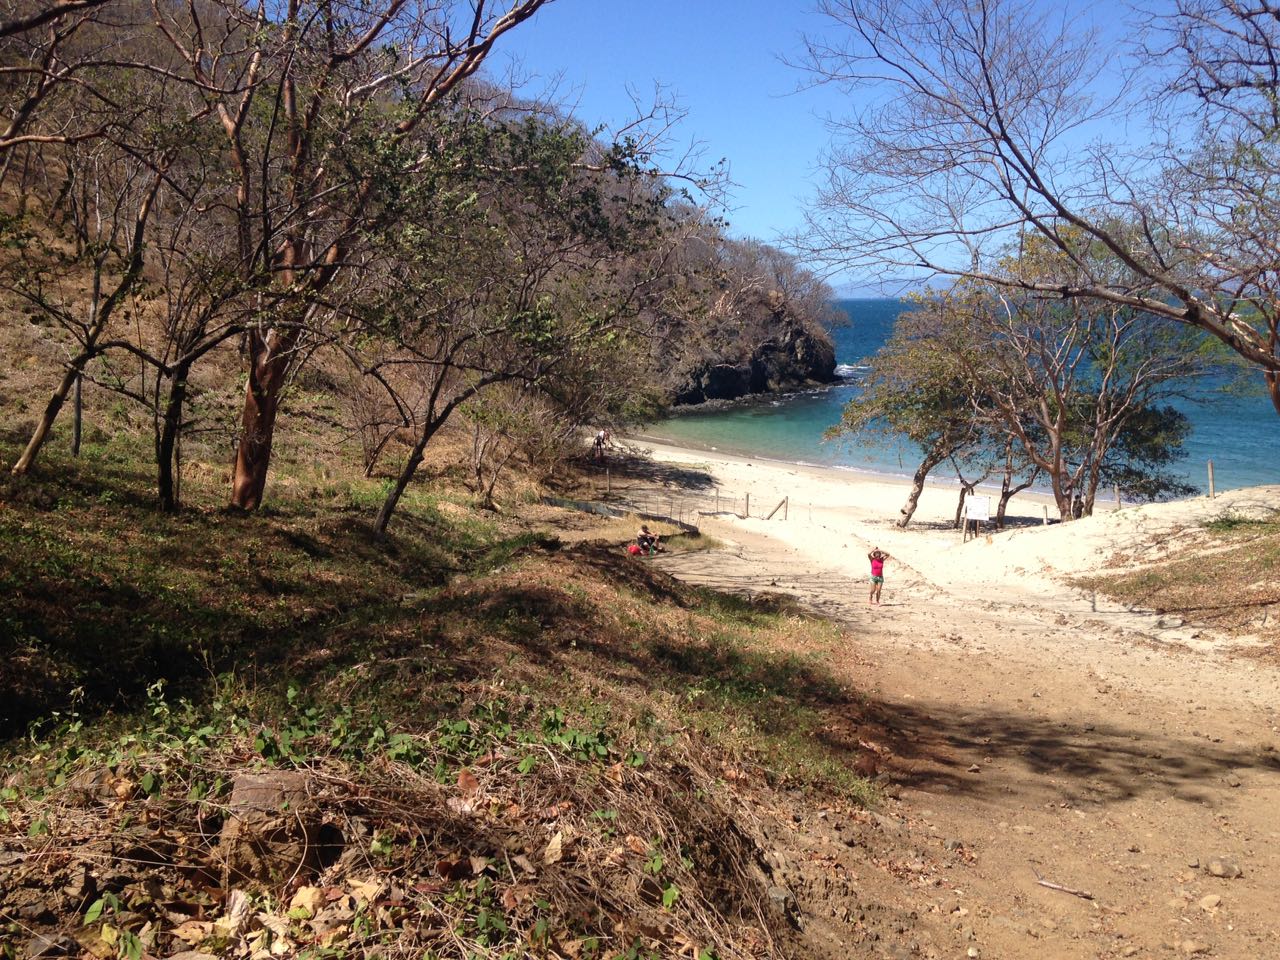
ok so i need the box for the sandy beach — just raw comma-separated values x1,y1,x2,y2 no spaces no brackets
602,436,1280,960
626,437,1277,648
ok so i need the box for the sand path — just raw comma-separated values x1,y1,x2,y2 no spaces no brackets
615,441,1280,959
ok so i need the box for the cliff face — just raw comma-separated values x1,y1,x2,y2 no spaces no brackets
670,309,838,406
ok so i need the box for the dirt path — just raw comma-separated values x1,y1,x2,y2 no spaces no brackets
653,521,1280,960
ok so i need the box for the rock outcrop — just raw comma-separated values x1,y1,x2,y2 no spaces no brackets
671,309,838,406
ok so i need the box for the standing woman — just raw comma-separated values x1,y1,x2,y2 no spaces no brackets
868,548,891,604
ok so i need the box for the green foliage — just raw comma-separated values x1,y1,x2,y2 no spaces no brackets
1202,511,1278,534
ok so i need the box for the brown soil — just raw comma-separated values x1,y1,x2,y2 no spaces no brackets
650,523,1280,960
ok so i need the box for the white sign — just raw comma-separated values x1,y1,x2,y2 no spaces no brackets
964,495,991,521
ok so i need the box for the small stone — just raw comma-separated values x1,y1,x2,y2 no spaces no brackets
1120,947,1139,958
1012,824,1035,835
967,763,981,773
967,949,980,959
1206,856,1243,879
1187,858,1200,869
1199,894,1221,911
1179,940,1209,956
944,838,964,852
1038,918,1058,932
24,937,78,960
1224,773,1241,788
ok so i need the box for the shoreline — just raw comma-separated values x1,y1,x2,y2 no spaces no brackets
630,431,1070,510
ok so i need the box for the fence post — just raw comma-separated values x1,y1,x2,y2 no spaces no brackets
715,487,719,512
1042,504,1049,526
784,496,788,521
744,492,750,518
1208,459,1216,499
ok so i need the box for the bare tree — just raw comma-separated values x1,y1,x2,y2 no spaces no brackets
6,141,169,475
802,0,1280,413
145,0,555,511
0,1,113,41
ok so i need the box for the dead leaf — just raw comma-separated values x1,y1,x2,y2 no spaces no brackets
543,831,565,865
624,834,648,855
215,889,252,938
512,853,536,875
347,877,382,905
435,857,470,880
170,920,214,944
288,886,325,919
457,768,480,796
605,762,624,785
468,856,490,876
445,796,476,816
76,933,114,960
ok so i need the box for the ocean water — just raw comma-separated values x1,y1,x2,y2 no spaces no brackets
645,298,1280,494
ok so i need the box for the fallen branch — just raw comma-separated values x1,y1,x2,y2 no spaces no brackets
1031,865,1094,900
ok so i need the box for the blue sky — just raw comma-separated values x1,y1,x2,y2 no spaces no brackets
497,1,844,246
496,1,1140,296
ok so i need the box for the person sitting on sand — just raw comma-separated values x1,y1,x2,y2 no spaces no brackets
867,547,891,604
637,524,662,555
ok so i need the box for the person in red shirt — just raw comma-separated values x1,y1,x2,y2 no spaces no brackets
868,547,891,604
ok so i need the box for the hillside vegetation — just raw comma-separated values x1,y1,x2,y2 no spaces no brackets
0,431,906,959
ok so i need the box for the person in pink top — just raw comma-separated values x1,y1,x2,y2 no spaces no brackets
867,547,891,604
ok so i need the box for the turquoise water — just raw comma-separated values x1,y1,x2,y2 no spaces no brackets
646,298,1280,494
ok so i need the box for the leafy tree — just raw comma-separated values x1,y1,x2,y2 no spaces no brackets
827,299,980,527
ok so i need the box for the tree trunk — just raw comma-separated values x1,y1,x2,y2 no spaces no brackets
953,480,978,529
12,356,91,475
12,267,104,475
373,416,446,537
898,447,945,528
157,360,192,512
229,328,298,510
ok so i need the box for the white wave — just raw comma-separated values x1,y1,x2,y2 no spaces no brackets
834,363,871,378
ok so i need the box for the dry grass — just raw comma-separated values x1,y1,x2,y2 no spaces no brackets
1074,511,1280,639
0,440,877,959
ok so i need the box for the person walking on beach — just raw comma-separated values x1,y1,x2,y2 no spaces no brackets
867,547,891,604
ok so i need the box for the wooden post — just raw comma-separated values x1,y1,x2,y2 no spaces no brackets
606,468,611,495
744,492,750,518
1042,504,1049,526
784,497,788,521
1208,459,1216,499
715,487,720,512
